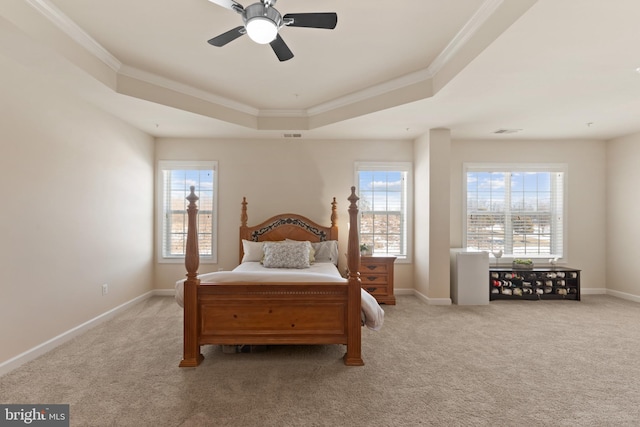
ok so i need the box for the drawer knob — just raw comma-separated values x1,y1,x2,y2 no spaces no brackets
367,276,378,281
367,287,377,292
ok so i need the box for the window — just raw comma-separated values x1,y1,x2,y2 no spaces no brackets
356,162,412,261
157,161,217,263
464,163,566,260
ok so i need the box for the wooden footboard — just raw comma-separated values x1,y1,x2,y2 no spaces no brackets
179,187,363,367
198,283,349,344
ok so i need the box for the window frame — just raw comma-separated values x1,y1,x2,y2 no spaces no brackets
355,161,413,263
156,160,218,264
463,162,568,262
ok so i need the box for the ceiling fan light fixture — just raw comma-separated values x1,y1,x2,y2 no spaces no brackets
207,1,337,61
244,3,282,44
246,17,277,43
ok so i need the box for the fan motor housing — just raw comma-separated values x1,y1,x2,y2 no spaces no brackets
244,3,283,28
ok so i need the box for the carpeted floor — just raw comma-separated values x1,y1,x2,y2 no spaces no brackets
1,295,640,426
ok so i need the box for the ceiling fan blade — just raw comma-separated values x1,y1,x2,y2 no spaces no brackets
208,26,245,47
207,0,243,11
283,13,337,29
270,34,294,62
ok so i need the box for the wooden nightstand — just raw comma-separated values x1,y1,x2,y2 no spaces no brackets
359,256,396,305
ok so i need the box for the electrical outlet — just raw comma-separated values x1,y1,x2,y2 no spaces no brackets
102,283,108,296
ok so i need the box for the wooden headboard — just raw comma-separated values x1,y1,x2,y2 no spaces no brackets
239,197,339,263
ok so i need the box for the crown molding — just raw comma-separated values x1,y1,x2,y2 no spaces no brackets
25,0,121,72
308,0,504,117
307,68,434,116
118,65,259,116
427,0,504,76
258,109,308,118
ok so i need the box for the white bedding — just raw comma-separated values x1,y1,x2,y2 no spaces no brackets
175,262,384,331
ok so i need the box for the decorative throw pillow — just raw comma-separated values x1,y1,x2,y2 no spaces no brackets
241,240,265,263
311,240,339,265
285,239,315,263
262,241,311,269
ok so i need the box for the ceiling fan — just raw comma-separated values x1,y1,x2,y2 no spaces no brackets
206,0,338,61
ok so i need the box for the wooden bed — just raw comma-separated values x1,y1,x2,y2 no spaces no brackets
179,186,364,367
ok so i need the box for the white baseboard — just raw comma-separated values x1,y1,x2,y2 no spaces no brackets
581,287,607,295
0,290,160,378
153,288,175,297
410,289,452,305
403,287,637,306
582,287,640,302
606,288,640,303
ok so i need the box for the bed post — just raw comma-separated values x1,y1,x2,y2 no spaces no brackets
239,197,248,262
241,196,248,227
344,186,364,366
329,197,338,239
179,186,204,367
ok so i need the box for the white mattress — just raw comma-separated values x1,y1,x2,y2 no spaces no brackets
233,261,348,278
175,262,384,330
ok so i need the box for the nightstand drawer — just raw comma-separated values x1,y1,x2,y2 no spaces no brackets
361,263,389,273
361,274,388,285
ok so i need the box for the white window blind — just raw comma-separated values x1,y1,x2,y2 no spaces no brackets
157,161,217,263
464,164,566,259
356,162,412,260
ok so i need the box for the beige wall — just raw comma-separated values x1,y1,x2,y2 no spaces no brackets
413,130,453,303
606,132,640,298
413,135,430,298
450,139,607,292
154,138,415,291
0,56,155,365
427,130,452,300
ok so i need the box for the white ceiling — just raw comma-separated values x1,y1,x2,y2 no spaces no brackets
2,0,640,141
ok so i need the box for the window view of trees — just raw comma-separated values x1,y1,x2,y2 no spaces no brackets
466,169,564,258
358,167,408,258
359,211,402,254
160,164,215,260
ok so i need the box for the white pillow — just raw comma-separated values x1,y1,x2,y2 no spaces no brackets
311,240,339,265
262,241,311,269
241,240,265,263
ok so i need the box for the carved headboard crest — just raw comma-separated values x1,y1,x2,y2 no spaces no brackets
250,217,328,241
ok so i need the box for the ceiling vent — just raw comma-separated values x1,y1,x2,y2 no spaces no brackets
493,128,522,134
283,133,302,138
